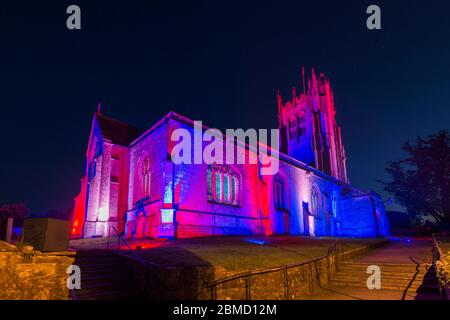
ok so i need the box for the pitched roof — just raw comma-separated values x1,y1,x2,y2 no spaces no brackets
95,112,143,147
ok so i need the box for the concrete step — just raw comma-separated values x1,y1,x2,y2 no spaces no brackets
336,269,431,278
78,278,135,290
70,251,142,300
73,260,120,267
331,277,437,290
330,276,439,292
339,262,431,272
73,288,139,300
81,275,134,287
329,280,438,292
77,266,122,275
333,272,432,282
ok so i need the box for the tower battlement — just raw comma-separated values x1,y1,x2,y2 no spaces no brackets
278,69,348,183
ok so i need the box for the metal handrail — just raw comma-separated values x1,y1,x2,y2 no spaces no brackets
205,240,343,289
109,226,178,268
107,226,184,292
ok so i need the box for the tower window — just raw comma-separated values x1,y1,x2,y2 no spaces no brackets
288,116,297,140
297,115,305,141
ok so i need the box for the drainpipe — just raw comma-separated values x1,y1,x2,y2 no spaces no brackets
369,194,380,237
172,158,178,240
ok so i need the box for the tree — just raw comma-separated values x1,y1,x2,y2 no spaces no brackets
0,203,29,221
380,130,450,229
0,203,28,242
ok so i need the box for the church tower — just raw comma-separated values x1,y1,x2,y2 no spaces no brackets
278,69,349,183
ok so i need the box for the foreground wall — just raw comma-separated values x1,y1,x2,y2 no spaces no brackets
0,241,74,300
121,240,387,300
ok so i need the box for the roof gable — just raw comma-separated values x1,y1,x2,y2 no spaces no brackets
95,112,143,147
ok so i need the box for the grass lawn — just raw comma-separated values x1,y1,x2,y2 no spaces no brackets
133,236,383,271
71,236,383,271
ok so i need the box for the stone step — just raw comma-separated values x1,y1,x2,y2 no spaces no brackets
74,261,120,268
330,277,439,292
70,251,142,300
331,275,437,289
339,262,431,272
73,288,138,300
334,270,434,280
329,281,437,292
77,266,122,275
81,274,134,285
338,264,428,271
74,252,116,259
334,269,438,281
336,268,431,278
333,274,426,284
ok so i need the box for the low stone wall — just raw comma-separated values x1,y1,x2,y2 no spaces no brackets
119,253,215,300
209,256,337,300
122,240,386,300
208,241,387,300
0,241,74,300
433,237,449,300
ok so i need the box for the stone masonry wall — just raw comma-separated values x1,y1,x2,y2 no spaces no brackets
208,242,386,300
121,241,386,300
0,241,74,300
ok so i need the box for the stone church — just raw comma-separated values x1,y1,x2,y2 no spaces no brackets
71,70,390,239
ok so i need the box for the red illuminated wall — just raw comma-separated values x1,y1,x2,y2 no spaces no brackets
71,176,87,238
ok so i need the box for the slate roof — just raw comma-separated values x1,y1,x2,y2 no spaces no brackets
96,112,143,147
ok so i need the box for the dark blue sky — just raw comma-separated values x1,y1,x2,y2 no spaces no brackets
1,1,449,213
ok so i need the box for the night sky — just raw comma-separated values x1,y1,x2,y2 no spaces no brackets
1,1,449,215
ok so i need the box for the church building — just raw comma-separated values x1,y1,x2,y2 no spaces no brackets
71,70,390,239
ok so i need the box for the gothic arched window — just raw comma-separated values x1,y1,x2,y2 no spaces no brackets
311,186,321,217
207,165,240,206
141,157,151,199
231,175,239,205
331,192,337,218
273,174,287,210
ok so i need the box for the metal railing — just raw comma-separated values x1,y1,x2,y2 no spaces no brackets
205,240,344,300
107,225,162,267
106,225,180,293
107,225,132,251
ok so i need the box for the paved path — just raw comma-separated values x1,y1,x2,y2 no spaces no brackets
307,238,439,300
355,237,433,265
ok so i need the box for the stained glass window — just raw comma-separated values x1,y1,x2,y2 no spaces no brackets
224,175,230,204
215,171,222,201
207,166,213,201
207,165,240,206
